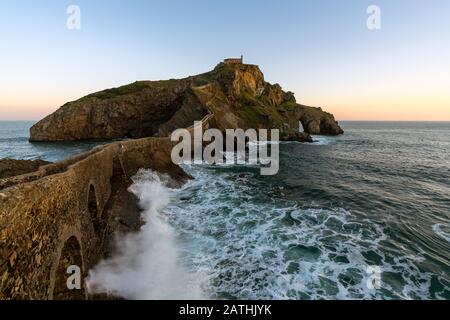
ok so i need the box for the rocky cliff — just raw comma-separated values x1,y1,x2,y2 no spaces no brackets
30,62,343,142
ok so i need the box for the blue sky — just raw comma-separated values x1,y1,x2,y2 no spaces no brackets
1,0,449,120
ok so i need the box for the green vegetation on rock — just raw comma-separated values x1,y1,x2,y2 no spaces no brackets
30,61,343,142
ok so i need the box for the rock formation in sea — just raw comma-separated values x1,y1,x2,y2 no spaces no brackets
1,59,343,299
30,62,343,143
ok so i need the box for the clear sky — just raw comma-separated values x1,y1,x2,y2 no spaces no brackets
1,0,449,121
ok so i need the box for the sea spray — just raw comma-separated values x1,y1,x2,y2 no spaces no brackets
86,169,204,300
164,163,440,300
433,224,450,243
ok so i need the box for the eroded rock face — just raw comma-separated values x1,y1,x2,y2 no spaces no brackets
30,62,343,142
192,63,344,139
300,108,344,135
281,132,313,143
30,80,208,141
0,159,51,179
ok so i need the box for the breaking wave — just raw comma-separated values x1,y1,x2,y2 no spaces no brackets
86,170,205,300
433,224,450,243
86,121,450,300
164,165,444,300
310,136,335,145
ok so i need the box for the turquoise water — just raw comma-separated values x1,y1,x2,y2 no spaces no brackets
1,121,449,299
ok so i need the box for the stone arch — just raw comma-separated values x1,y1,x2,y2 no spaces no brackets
53,236,86,300
299,121,305,133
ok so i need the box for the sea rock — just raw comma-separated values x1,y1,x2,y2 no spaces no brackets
30,61,344,142
29,80,208,141
0,159,51,179
281,132,313,143
300,109,344,135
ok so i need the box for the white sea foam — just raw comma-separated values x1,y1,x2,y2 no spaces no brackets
87,164,441,300
433,224,450,243
86,169,205,300
181,151,262,168
165,166,436,300
311,136,334,145
248,140,280,146
277,136,334,146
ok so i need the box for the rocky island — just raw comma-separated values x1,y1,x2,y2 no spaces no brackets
30,61,343,142
1,59,343,300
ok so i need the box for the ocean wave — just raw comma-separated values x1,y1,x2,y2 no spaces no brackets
0,137,29,143
433,224,450,243
165,167,437,300
277,136,334,146
311,136,334,145
86,169,206,300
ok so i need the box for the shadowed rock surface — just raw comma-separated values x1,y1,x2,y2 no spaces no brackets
0,159,51,179
281,132,314,143
30,62,343,142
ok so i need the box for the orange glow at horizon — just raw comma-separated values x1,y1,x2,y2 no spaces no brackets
302,96,450,122
1,89,450,122
1,67,450,121
294,72,450,121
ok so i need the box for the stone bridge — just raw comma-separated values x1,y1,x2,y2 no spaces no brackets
0,116,214,300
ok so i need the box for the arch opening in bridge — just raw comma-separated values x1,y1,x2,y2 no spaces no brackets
88,184,101,233
53,236,85,300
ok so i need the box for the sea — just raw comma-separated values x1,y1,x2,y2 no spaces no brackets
1,121,449,300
